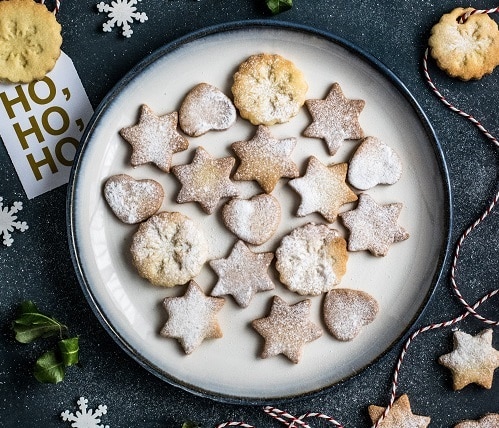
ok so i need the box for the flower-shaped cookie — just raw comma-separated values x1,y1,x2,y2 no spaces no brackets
429,7,499,80
0,0,62,83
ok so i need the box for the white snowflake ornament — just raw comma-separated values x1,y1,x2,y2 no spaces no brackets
0,197,28,247
96,0,148,38
61,397,110,428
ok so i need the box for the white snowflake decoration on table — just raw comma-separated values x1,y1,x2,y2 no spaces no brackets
96,0,148,38
61,397,110,428
0,197,28,247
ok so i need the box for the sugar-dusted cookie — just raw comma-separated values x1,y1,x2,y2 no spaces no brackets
0,0,62,83
455,414,499,428
179,83,237,136
160,281,224,354
222,193,281,245
323,288,379,341
231,125,299,193
103,174,164,224
275,223,348,296
347,136,402,190
130,211,208,287
303,83,365,156
119,105,189,172
368,394,431,428
340,193,409,256
210,240,274,308
172,146,239,214
438,329,499,390
288,156,357,222
252,295,322,363
429,7,499,80
231,53,308,125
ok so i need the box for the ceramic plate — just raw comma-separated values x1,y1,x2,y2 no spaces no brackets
68,21,451,403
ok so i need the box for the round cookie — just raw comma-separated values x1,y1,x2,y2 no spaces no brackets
179,83,237,136
130,211,208,287
275,223,348,296
428,7,499,80
0,0,62,83
231,53,308,125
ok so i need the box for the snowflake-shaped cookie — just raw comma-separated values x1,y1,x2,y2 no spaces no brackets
97,0,148,38
61,396,109,428
0,197,28,247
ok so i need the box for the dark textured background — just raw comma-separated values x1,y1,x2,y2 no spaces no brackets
1,1,498,427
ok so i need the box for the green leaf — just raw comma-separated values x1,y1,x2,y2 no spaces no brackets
266,0,293,14
182,422,201,428
34,351,65,384
58,337,79,367
12,302,68,343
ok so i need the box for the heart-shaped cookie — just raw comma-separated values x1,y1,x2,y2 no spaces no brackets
179,83,237,136
323,288,379,341
347,136,402,190
222,194,281,245
104,174,164,224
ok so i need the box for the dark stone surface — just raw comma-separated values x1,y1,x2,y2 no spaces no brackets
0,1,497,427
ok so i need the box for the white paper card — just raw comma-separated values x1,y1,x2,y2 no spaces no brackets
0,51,94,199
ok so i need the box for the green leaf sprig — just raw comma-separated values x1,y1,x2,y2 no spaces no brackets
265,0,293,15
12,301,79,384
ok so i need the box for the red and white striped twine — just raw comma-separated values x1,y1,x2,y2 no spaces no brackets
39,0,61,14
217,8,499,428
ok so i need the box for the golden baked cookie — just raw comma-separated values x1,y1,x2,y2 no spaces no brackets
347,136,402,190
130,211,208,287
454,414,499,428
120,105,189,173
288,156,358,223
172,146,239,214
323,288,379,341
231,53,308,125
210,240,274,308
303,82,365,155
252,295,322,364
275,223,348,296
0,0,62,83
368,394,431,428
340,193,409,256
221,193,281,245
438,329,499,390
231,125,299,193
160,281,224,354
429,7,499,80
103,174,164,224
179,83,237,137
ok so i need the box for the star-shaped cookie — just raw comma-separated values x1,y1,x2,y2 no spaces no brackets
160,281,225,354
454,413,499,428
288,156,357,222
339,193,409,256
368,394,431,428
303,83,365,155
172,146,239,214
210,240,274,308
438,329,499,390
252,296,322,363
120,104,189,172
231,125,299,193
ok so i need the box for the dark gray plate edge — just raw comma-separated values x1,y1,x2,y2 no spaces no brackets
66,19,453,406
